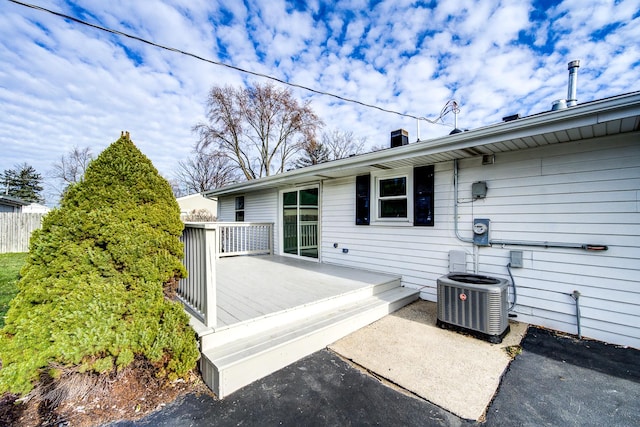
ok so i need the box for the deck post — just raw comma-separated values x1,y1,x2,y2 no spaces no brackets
204,225,217,328
180,222,273,327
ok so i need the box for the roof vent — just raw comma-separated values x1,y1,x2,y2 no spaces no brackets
551,99,568,111
566,60,580,107
390,129,409,148
551,60,580,110
449,128,463,135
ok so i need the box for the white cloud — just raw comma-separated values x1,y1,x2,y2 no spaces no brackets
1,0,639,205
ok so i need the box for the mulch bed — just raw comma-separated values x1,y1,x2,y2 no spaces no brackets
0,359,211,427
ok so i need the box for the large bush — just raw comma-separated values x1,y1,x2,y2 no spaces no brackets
0,133,199,395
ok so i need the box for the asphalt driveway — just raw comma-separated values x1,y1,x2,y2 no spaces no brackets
109,326,640,427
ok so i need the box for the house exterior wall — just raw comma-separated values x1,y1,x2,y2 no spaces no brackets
0,202,23,213
218,188,280,254
217,196,235,221
21,203,50,214
177,194,218,216
0,204,19,213
320,133,640,348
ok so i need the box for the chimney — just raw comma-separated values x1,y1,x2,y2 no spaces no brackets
566,60,580,107
390,129,409,148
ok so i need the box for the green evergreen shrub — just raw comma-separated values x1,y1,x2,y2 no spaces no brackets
0,133,199,395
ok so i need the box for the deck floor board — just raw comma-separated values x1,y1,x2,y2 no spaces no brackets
215,255,400,328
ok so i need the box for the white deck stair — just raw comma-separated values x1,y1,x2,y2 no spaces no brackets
197,279,418,398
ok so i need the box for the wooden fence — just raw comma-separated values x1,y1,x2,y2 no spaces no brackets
0,213,46,253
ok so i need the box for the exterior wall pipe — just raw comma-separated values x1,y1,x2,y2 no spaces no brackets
506,263,518,312
489,239,607,251
453,158,474,244
473,245,479,274
454,158,607,252
571,290,582,339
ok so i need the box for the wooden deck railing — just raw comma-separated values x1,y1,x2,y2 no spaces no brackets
299,221,318,250
179,223,217,326
218,222,273,257
178,222,273,327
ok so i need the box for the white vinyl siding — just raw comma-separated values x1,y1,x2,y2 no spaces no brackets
321,133,640,348
218,197,235,222
218,189,280,254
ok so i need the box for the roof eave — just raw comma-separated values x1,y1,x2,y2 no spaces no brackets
205,91,640,198
0,195,29,207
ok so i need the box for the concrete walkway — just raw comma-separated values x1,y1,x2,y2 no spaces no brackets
109,317,640,426
329,301,528,421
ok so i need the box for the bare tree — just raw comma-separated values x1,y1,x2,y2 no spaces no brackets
51,146,93,185
48,146,94,201
175,149,239,195
182,209,217,222
167,178,188,198
193,82,323,180
369,143,389,153
322,129,366,160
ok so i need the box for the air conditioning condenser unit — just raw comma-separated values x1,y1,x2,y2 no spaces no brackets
436,273,510,344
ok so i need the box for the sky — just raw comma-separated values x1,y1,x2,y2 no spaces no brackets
1,0,639,204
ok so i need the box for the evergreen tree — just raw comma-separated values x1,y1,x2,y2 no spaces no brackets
0,132,199,395
294,139,330,168
2,163,44,203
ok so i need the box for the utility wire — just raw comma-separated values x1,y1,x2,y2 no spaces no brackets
9,0,452,126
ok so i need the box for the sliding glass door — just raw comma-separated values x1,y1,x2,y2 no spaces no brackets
282,187,319,259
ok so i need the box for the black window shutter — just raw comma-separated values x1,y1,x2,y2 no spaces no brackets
414,165,434,226
355,174,370,225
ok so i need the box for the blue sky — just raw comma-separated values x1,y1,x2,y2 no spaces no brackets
1,0,639,203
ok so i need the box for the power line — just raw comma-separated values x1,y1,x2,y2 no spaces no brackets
8,0,452,126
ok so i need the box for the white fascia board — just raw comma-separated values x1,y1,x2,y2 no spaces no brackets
205,91,640,198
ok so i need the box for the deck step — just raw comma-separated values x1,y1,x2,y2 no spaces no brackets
200,286,419,398
200,277,401,350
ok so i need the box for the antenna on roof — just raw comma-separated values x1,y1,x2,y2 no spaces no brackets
453,100,460,129
444,99,463,135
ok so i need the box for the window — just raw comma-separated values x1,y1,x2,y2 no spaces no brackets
355,165,434,226
378,176,408,218
372,172,410,222
235,196,244,222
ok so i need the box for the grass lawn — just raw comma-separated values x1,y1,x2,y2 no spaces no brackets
0,252,27,329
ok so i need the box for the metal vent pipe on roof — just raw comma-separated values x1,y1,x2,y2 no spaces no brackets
567,60,580,107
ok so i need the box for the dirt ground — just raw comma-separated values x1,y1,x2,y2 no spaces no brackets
0,359,211,427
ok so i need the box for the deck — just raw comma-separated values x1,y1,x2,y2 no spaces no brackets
216,255,401,328
179,222,418,398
